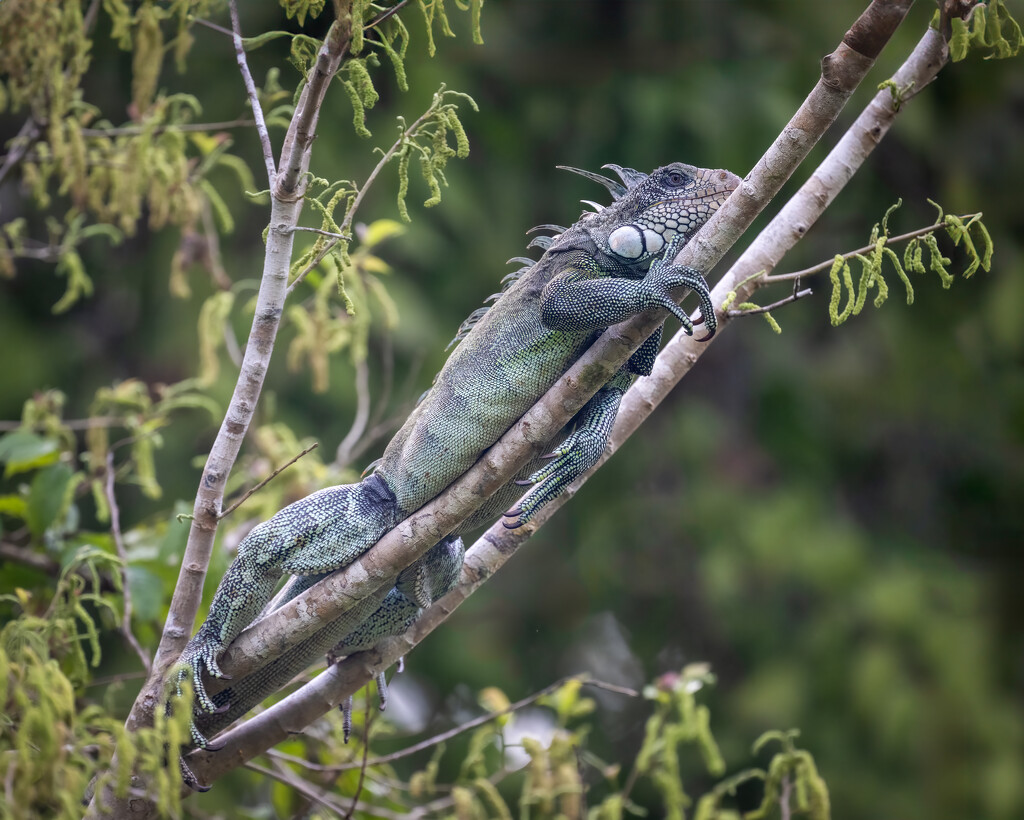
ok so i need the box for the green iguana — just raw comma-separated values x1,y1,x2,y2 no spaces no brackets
173,161,740,789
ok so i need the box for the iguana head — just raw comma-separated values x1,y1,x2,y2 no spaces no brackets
560,162,741,264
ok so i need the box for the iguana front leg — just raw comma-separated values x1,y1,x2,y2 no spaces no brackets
504,242,715,527
539,241,717,340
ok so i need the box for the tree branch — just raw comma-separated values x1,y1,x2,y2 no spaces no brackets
105,9,354,809
275,6,352,198
229,0,276,182
285,104,437,295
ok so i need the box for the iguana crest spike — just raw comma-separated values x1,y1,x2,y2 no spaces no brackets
555,165,628,200
601,163,648,190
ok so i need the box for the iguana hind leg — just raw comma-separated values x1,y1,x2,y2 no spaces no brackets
173,473,399,723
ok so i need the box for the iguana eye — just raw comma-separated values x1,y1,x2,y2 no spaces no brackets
666,170,688,187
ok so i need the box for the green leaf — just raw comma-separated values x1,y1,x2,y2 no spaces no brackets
362,218,406,248
26,463,76,537
125,566,164,621
0,494,29,520
0,432,60,477
950,17,971,62
241,30,293,52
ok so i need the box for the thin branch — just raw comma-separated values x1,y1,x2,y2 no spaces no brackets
0,0,101,187
0,118,40,188
406,769,516,820
244,761,348,814
82,0,102,32
104,453,152,674
761,215,976,283
0,540,121,593
218,442,320,520
0,541,61,575
0,242,62,262
335,359,371,469
229,0,277,182
285,107,435,295
727,288,813,317
1,416,127,431
330,675,637,773
84,670,149,688
285,239,341,295
191,17,235,38
365,0,413,31
77,119,257,138
286,226,353,241
343,693,376,820
779,774,794,820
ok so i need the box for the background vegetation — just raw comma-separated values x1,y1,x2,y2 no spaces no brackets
1,0,1021,817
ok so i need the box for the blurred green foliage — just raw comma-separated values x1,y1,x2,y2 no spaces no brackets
1,0,1022,817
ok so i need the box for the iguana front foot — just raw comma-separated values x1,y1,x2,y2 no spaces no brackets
640,233,718,341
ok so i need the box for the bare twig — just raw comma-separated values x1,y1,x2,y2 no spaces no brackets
191,17,235,39
0,417,121,431
779,774,794,820
229,0,277,182
0,541,62,575
218,442,320,520
727,287,813,317
365,0,413,31
104,453,152,674
84,670,149,688
244,761,347,814
343,693,376,820
0,540,122,593
287,226,353,241
329,675,638,773
285,106,435,295
0,118,41,188
335,359,371,469
77,119,257,138
0,241,62,262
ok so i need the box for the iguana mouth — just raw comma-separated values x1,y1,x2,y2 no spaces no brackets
687,169,742,201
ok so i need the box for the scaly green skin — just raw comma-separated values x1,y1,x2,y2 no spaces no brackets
173,162,739,786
